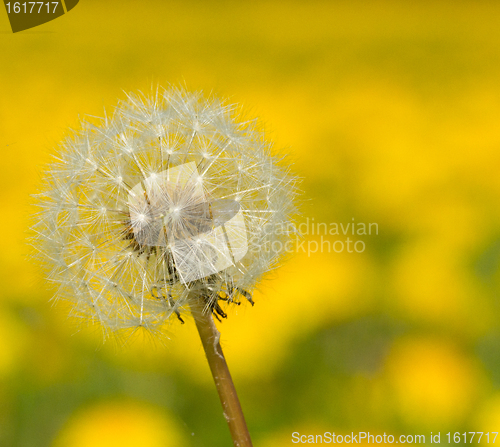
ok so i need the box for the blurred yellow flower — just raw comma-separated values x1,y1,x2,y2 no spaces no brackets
475,394,500,434
384,336,483,427
53,400,185,447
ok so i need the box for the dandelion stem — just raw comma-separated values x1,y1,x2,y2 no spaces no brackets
190,301,253,447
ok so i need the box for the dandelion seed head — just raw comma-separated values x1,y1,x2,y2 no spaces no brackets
32,86,299,339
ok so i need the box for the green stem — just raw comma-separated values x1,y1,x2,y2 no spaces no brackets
190,302,253,447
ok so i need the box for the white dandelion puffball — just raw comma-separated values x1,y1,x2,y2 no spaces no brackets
33,87,298,335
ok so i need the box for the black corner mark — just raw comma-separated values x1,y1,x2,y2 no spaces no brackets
3,0,79,33
64,0,78,12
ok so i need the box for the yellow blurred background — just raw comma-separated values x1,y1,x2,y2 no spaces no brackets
2,0,500,445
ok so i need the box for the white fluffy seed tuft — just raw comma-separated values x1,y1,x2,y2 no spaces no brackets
32,86,299,339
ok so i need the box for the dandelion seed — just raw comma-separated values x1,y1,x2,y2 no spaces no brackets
32,86,300,447
33,86,299,337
